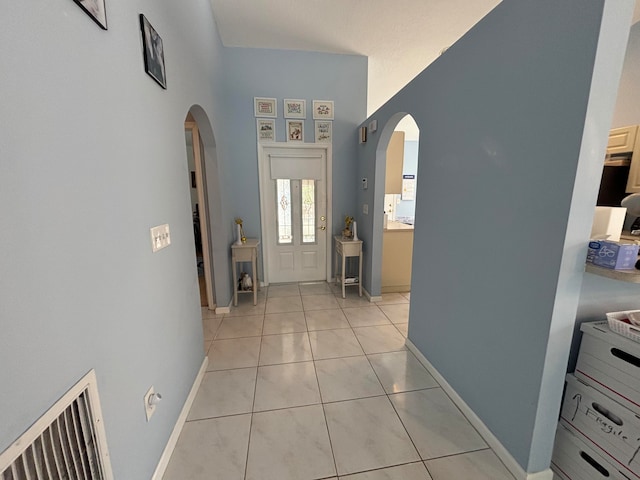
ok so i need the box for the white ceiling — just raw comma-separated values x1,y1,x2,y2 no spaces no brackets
210,0,640,139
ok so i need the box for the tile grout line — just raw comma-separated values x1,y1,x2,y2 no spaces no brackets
241,316,264,480
309,317,341,479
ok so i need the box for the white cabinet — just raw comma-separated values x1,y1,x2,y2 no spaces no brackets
607,125,638,156
606,125,640,193
385,131,404,194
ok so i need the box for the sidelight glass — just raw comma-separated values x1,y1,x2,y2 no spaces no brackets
276,179,292,244
301,179,316,243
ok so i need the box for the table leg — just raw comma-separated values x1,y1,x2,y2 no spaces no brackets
232,255,238,306
252,251,257,306
341,253,346,298
358,250,363,297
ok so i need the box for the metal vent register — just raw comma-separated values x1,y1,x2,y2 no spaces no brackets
0,370,113,480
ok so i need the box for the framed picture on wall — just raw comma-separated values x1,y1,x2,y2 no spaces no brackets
286,120,304,142
315,120,332,143
284,99,306,118
312,100,334,120
257,119,276,143
254,97,277,118
140,14,167,89
72,0,107,30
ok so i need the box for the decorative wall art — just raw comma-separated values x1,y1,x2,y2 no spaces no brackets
286,120,304,142
284,99,306,118
256,119,276,143
73,0,107,29
315,120,332,143
254,97,277,118
312,100,334,120
140,14,166,89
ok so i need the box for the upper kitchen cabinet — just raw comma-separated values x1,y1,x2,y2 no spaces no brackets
608,125,638,156
606,125,640,193
385,131,405,194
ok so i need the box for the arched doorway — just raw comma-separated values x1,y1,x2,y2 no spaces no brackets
183,106,232,313
185,113,215,308
372,113,420,296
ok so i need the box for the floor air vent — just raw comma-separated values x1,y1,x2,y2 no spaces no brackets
0,370,113,480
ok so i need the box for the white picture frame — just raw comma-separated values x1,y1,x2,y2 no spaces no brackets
283,99,306,118
312,100,334,120
254,97,277,118
286,120,304,142
315,120,332,143
256,119,276,143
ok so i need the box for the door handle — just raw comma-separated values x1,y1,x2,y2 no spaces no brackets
319,225,326,231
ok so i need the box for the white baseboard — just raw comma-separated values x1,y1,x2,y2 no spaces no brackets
363,287,382,303
405,340,553,480
152,356,208,480
215,298,233,314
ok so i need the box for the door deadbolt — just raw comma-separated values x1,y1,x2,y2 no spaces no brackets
320,216,326,221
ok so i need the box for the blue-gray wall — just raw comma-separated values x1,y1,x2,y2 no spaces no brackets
356,0,633,474
0,2,366,479
0,1,226,477
220,48,367,258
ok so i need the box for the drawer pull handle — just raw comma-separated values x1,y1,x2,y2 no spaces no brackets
592,402,623,426
611,348,640,368
579,451,610,477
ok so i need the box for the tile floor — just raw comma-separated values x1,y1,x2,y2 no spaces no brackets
163,283,516,480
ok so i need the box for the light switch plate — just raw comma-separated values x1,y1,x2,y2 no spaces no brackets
150,224,171,252
368,120,377,133
363,204,369,215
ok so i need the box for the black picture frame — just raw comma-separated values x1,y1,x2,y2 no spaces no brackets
139,14,166,89
73,0,107,30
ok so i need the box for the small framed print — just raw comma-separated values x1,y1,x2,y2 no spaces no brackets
257,119,276,143
73,0,107,30
286,120,304,142
284,99,306,118
315,120,332,143
140,14,166,89
254,97,277,118
312,100,334,120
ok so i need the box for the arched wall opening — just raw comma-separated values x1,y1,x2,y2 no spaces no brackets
185,105,232,311
369,112,420,297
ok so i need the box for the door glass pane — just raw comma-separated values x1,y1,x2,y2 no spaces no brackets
301,179,316,243
276,179,292,244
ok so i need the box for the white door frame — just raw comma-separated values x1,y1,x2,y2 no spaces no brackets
185,120,215,307
258,143,333,285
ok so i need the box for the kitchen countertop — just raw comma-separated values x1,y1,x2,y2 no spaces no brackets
384,221,414,231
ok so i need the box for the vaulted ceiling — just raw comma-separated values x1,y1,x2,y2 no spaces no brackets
210,0,640,134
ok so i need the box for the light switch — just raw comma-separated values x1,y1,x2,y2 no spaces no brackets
362,178,368,190
363,204,369,215
150,224,171,252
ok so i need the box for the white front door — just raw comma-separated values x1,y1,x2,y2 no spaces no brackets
259,145,331,284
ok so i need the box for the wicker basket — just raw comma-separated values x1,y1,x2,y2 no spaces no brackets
606,311,640,343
